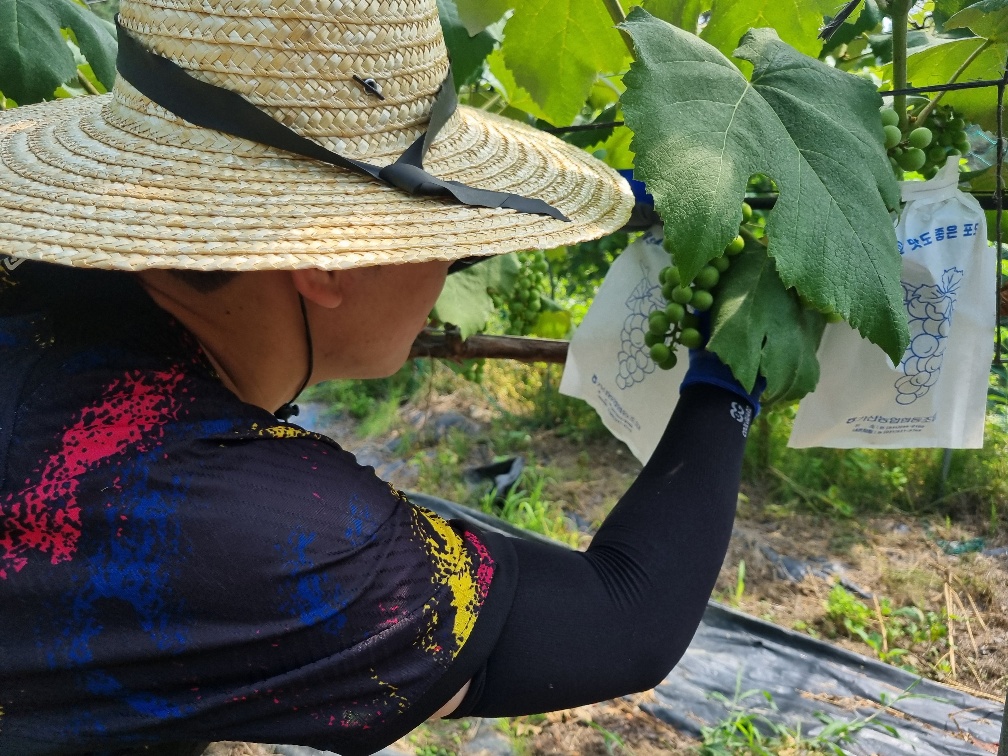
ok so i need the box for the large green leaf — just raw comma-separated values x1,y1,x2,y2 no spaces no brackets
946,0,1008,41
431,254,520,338
500,0,631,125
621,9,907,368
639,0,708,32
438,0,499,89
484,49,553,122
0,0,116,105
709,246,827,399
900,37,1008,130
700,0,834,62
934,0,979,31
453,0,512,36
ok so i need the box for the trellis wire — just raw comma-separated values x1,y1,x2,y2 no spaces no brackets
549,76,1008,365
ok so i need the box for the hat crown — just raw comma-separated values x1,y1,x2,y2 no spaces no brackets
113,0,450,157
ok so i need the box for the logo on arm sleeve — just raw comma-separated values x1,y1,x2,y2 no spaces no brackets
730,401,753,438
2,256,24,272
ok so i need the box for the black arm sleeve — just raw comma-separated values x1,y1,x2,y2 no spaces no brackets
450,383,752,717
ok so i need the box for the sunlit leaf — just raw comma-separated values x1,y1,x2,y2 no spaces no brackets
500,0,630,125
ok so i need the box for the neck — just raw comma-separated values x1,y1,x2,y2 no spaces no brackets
136,270,311,413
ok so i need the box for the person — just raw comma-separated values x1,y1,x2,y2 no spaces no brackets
0,1,762,754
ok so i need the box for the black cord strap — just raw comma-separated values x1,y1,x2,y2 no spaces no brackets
274,295,314,423
114,20,569,222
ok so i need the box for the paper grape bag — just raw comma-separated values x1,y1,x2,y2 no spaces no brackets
560,225,686,463
790,159,996,449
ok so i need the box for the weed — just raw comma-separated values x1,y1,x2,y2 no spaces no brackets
822,584,947,672
479,470,579,546
745,385,1008,524
698,674,913,755
586,719,630,754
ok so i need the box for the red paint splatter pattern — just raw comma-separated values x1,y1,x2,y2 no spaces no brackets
0,370,183,579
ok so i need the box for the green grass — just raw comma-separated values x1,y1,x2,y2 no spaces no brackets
303,359,1008,543
698,675,912,755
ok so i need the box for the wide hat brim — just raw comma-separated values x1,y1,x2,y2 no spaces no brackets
0,87,634,271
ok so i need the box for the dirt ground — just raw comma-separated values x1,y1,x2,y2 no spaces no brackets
299,390,1008,755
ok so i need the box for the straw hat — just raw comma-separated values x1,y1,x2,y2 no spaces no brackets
0,0,633,272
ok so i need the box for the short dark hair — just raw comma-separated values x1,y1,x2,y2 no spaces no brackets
169,270,239,293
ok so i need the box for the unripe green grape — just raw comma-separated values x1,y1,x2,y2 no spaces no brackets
662,281,679,301
649,310,670,335
694,265,720,290
670,285,694,305
691,290,714,312
939,130,955,146
922,166,938,180
665,301,686,323
644,331,662,348
883,124,903,149
680,328,703,350
897,148,926,171
682,313,700,331
726,235,745,256
528,297,541,313
663,266,682,287
713,255,731,273
927,145,947,164
956,140,971,155
658,351,679,371
951,116,965,130
880,108,900,127
650,343,671,364
741,202,753,223
908,127,932,149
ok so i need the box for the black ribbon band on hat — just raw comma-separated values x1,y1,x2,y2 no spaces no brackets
113,19,569,222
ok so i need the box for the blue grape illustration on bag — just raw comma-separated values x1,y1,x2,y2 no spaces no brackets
616,272,665,389
895,268,963,405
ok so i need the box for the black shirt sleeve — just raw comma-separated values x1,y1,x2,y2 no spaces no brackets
452,384,750,717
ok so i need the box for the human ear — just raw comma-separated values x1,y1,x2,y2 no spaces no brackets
290,269,344,309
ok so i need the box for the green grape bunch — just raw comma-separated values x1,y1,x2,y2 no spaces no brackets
647,204,750,371
491,250,551,335
881,101,971,180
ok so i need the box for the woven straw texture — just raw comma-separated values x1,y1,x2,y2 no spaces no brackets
0,0,633,271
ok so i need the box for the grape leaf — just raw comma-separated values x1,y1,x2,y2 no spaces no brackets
621,9,907,366
500,0,631,125
946,0,1008,41
821,0,883,54
0,0,116,105
431,254,520,339
530,304,572,339
453,0,512,36
640,0,708,32
701,0,835,62
934,0,978,30
900,37,1008,130
484,49,553,122
438,0,499,89
709,246,826,399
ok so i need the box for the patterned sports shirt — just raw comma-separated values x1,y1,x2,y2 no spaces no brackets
0,260,518,755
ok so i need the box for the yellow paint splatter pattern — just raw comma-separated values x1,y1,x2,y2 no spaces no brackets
249,422,319,440
410,504,486,660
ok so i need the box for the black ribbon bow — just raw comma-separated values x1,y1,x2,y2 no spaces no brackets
114,19,569,222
